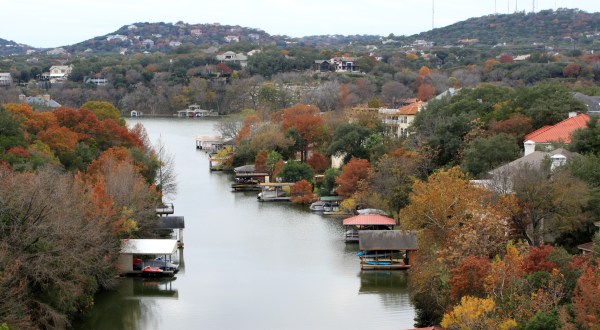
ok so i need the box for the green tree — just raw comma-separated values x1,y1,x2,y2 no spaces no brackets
327,123,372,163
462,133,521,178
277,161,314,182
81,101,125,126
570,116,600,155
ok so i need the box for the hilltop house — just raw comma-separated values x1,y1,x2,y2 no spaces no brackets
41,65,73,83
215,51,248,67
19,94,61,108
0,73,12,86
379,101,425,138
523,113,590,156
224,35,240,43
313,57,360,73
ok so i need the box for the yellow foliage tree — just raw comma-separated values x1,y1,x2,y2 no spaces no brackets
441,296,517,330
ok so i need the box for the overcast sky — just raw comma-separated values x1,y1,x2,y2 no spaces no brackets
2,0,600,48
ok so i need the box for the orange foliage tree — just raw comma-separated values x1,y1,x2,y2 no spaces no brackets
275,104,328,162
572,261,600,328
418,83,436,101
290,179,316,204
335,157,371,198
307,152,329,174
449,256,491,301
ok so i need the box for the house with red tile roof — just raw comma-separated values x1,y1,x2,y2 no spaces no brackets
379,101,425,138
523,113,590,156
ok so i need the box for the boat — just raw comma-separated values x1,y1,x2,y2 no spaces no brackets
135,258,180,273
141,266,175,278
257,182,294,202
309,196,342,212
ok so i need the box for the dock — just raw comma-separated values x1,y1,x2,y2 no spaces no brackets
232,165,269,191
118,239,179,278
357,230,417,271
257,182,295,202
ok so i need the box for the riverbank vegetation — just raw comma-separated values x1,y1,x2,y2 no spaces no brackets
0,103,165,328
1,8,600,329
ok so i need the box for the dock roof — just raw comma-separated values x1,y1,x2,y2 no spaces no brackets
158,216,185,229
343,214,396,226
359,230,417,251
120,239,178,255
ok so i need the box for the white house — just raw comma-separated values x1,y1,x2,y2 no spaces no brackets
0,73,12,86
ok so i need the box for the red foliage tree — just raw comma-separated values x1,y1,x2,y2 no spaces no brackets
335,158,371,198
290,179,316,204
449,255,491,301
216,63,233,75
522,245,557,274
254,150,268,173
276,104,328,162
489,113,533,145
563,64,581,78
36,126,79,154
418,83,436,101
572,261,600,328
307,152,329,174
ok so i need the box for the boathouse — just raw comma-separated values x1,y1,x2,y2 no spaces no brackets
157,216,185,248
232,164,270,191
118,239,179,276
358,230,417,270
342,214,396,242
257,182,295,201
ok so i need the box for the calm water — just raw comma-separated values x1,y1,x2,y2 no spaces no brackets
74,118,415,330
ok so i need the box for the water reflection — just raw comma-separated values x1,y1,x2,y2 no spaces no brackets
74,118,415,329
75,278,179,329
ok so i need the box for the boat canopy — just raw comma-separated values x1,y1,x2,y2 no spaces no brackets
157,216,185,229
358,230,417,251
320,196,342,202
343,214,396,226
120,239,178,255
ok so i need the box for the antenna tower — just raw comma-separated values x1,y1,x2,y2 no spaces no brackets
432,0,435,29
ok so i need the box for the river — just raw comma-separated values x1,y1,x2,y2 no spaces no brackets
74,117,416,330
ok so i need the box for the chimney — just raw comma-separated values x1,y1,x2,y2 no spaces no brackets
524,140,536,156
568,112,577,118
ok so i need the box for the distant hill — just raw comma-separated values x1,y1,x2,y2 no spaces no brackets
0,38,35,56
63,22,276,54
408,8,600,46
1,8,599,56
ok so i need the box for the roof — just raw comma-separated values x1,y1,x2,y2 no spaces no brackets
577,242,594,252
157,216,185,229
343,214,396,226
234,164,255,173
524,113,590,144
359,230,417,251
320,196,342,202
489,148,578,176
258,182,295,187
573,92,600,113
120,239,178,255
398,101,423,115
